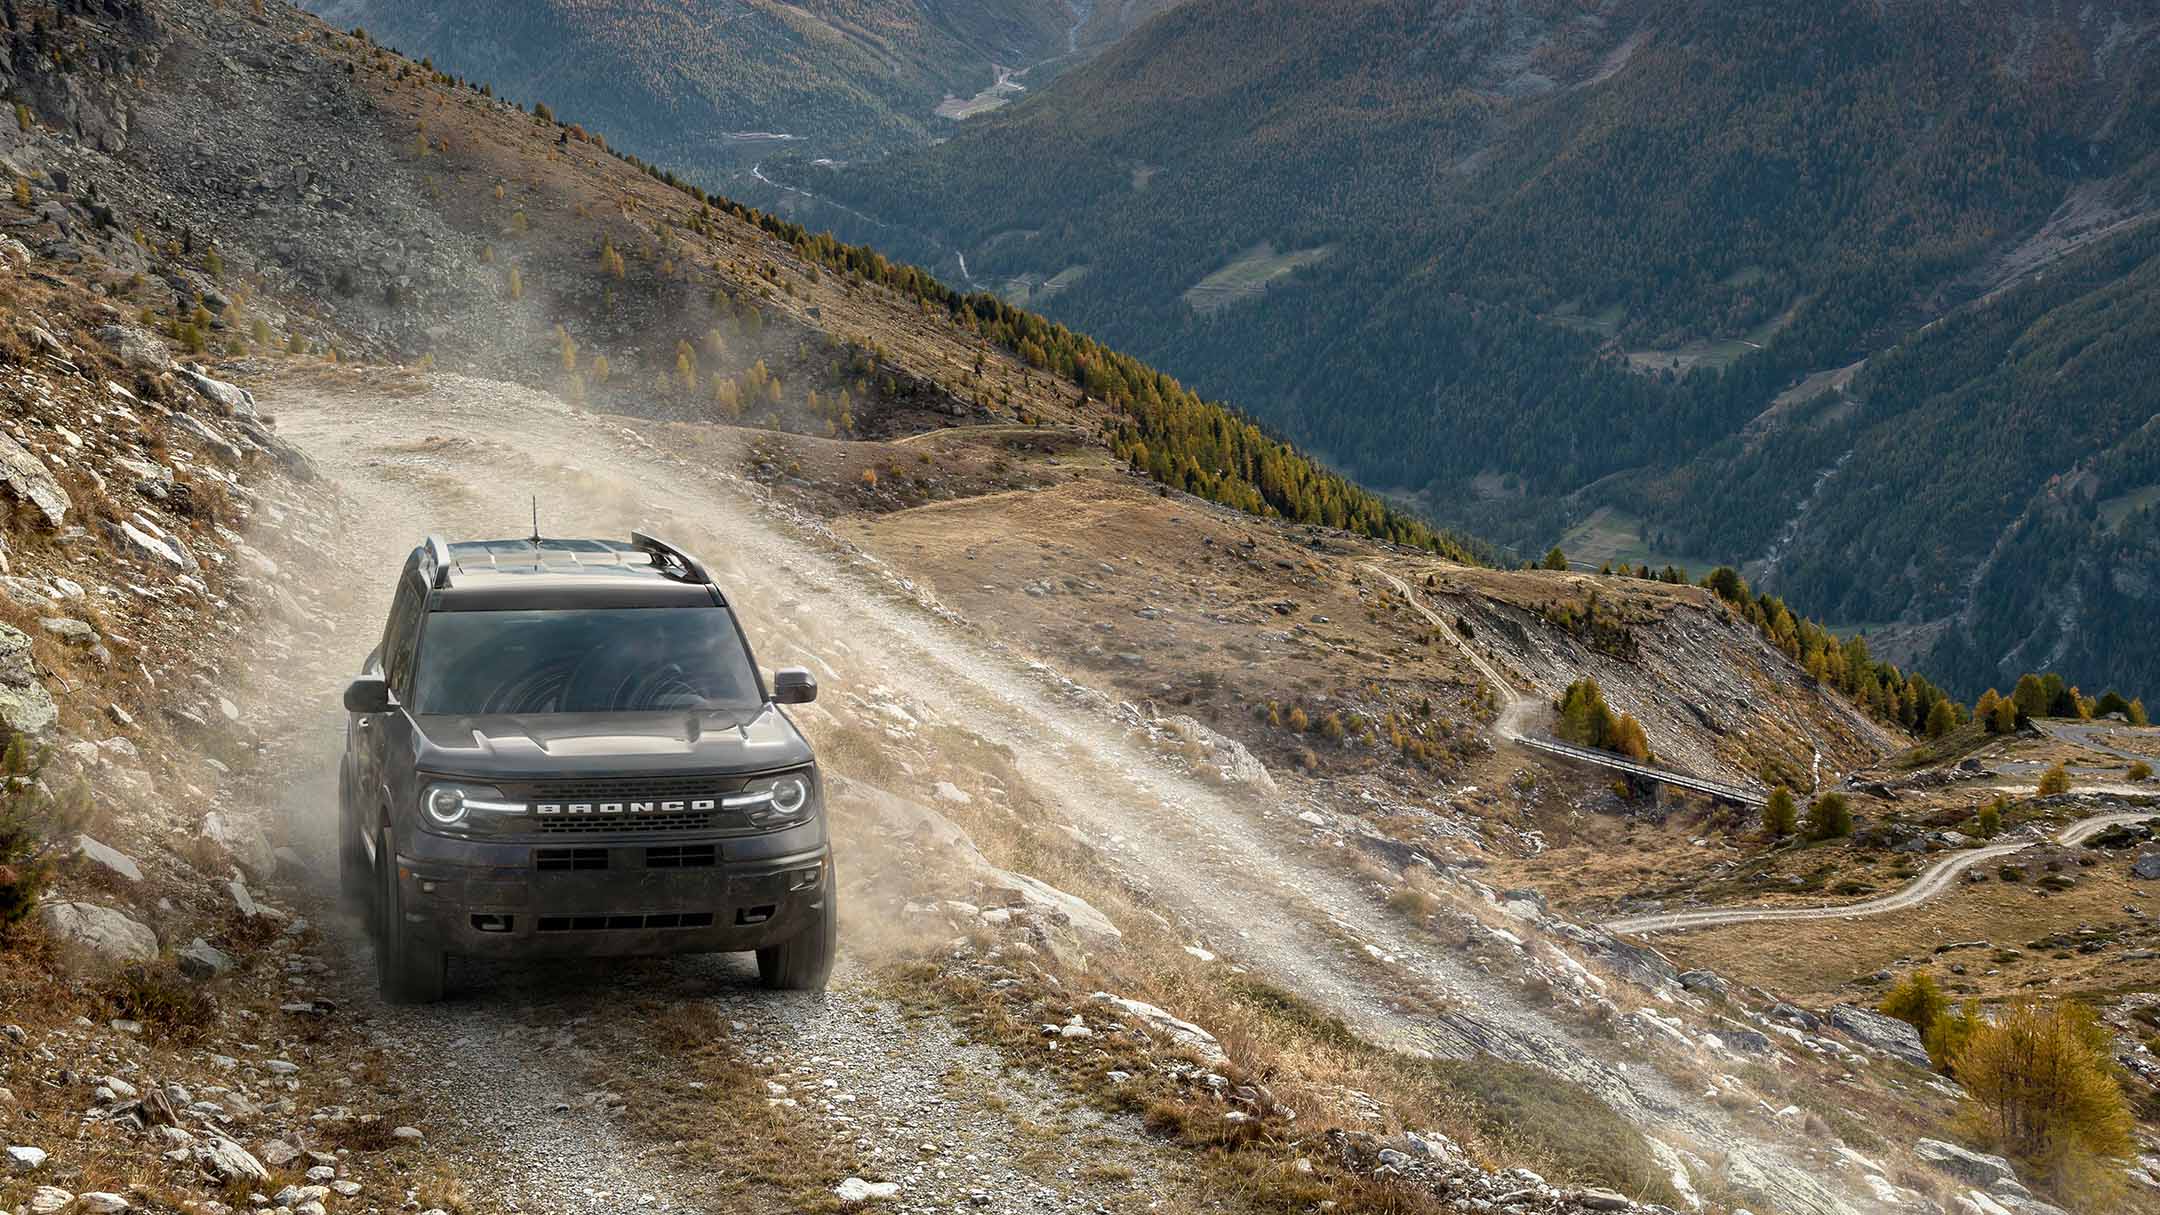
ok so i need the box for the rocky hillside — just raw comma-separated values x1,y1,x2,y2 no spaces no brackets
0,4,2153,1215
297,0,1182,172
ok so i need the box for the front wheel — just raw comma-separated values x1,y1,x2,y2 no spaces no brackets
756,880,837,992
375,828,447,1004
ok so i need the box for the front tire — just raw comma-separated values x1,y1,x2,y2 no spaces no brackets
375,828,447,1004
757,880,837,992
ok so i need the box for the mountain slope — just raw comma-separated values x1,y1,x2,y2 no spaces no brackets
5,6,2160,1215
775,0,2160,696
298,0,1171,169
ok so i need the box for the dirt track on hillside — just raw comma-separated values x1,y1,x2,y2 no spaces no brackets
247,375,1880,1215
1605,811,2156,936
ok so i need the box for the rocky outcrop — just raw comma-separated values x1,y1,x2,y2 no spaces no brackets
1915,1139,2017,1187
71,835,143,883
176,365,257,418
38,901,157,968
1828,1005,1931,1069
94,324,170,372
0,433,70,528
1092,992,1225,1061
0,624,58,740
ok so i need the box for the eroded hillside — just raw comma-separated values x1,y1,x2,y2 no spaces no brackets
0,5,2155,1215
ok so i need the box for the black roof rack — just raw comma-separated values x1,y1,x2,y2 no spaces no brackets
629,530,714,585
424,534,454,588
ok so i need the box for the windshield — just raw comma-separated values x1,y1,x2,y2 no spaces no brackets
411,608,762,715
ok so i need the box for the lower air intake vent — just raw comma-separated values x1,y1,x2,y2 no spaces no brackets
646,845,717,869
535,911,716,933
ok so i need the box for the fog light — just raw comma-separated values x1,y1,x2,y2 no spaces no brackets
788,866,823,891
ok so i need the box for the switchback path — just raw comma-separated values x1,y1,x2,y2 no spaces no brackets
1370,567,1766,807
1604,811,2152,936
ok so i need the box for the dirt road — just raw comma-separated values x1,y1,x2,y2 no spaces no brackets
1604,812,2154,936
248,376,1878,1215
1370,568,1764,807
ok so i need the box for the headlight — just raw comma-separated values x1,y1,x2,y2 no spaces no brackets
420,781,527,831
724,771,817,827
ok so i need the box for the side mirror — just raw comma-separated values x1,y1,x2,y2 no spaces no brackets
771,668,818,705
344,674,396,714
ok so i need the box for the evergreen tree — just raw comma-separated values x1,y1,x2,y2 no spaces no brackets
1924,697,1956,739
1763,786,1798,837
1804,792,1853,841
2012,673,2050,722
1541,547,1569,571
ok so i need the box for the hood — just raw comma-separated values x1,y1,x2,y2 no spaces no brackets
411,705,813,780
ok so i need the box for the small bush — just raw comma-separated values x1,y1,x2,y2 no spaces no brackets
1977,796,2004,838
2128,761,2152,782
96,961,217,1040
2037,763,2070,797
1881,971,1948,1061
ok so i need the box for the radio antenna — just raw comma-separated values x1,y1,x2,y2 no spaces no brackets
530,496,540,543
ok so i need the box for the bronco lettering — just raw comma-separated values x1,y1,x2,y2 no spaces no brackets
533,797,720,816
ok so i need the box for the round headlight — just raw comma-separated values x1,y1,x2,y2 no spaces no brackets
770,774,809,816
425,786,468,825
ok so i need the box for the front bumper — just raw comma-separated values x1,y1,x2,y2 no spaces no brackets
391,824,832,959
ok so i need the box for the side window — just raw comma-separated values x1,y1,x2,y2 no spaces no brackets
380,559,427,700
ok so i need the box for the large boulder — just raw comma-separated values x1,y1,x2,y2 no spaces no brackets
192,1136,269,1184
200,812,276,878
176,366,257,418
72,835,142,883
0,433,69,528
1829,1004,1933,1068
95,324,169,372
39,901,157,967
1915,1139,2017,1187
2133,852,2160,881
0,625,57,740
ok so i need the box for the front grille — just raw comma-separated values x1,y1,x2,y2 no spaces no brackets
536,847,607,871
515,774,748,801
535,911,716,933
531,811,719,835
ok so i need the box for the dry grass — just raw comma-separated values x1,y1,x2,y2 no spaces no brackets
93,961,218,1041
579,997,859,1213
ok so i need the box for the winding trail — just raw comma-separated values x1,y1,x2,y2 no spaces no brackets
245,377,1885,1215
1370,567,1765,806
2036,718,2160,766
1604,811,2153,936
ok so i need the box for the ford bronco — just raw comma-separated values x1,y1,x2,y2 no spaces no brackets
337,532,835,1003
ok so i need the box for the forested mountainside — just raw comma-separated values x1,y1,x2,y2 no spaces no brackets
770,0,2160,697
298,0,1178,169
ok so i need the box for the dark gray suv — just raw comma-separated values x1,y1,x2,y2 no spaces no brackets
337,532,835,1003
